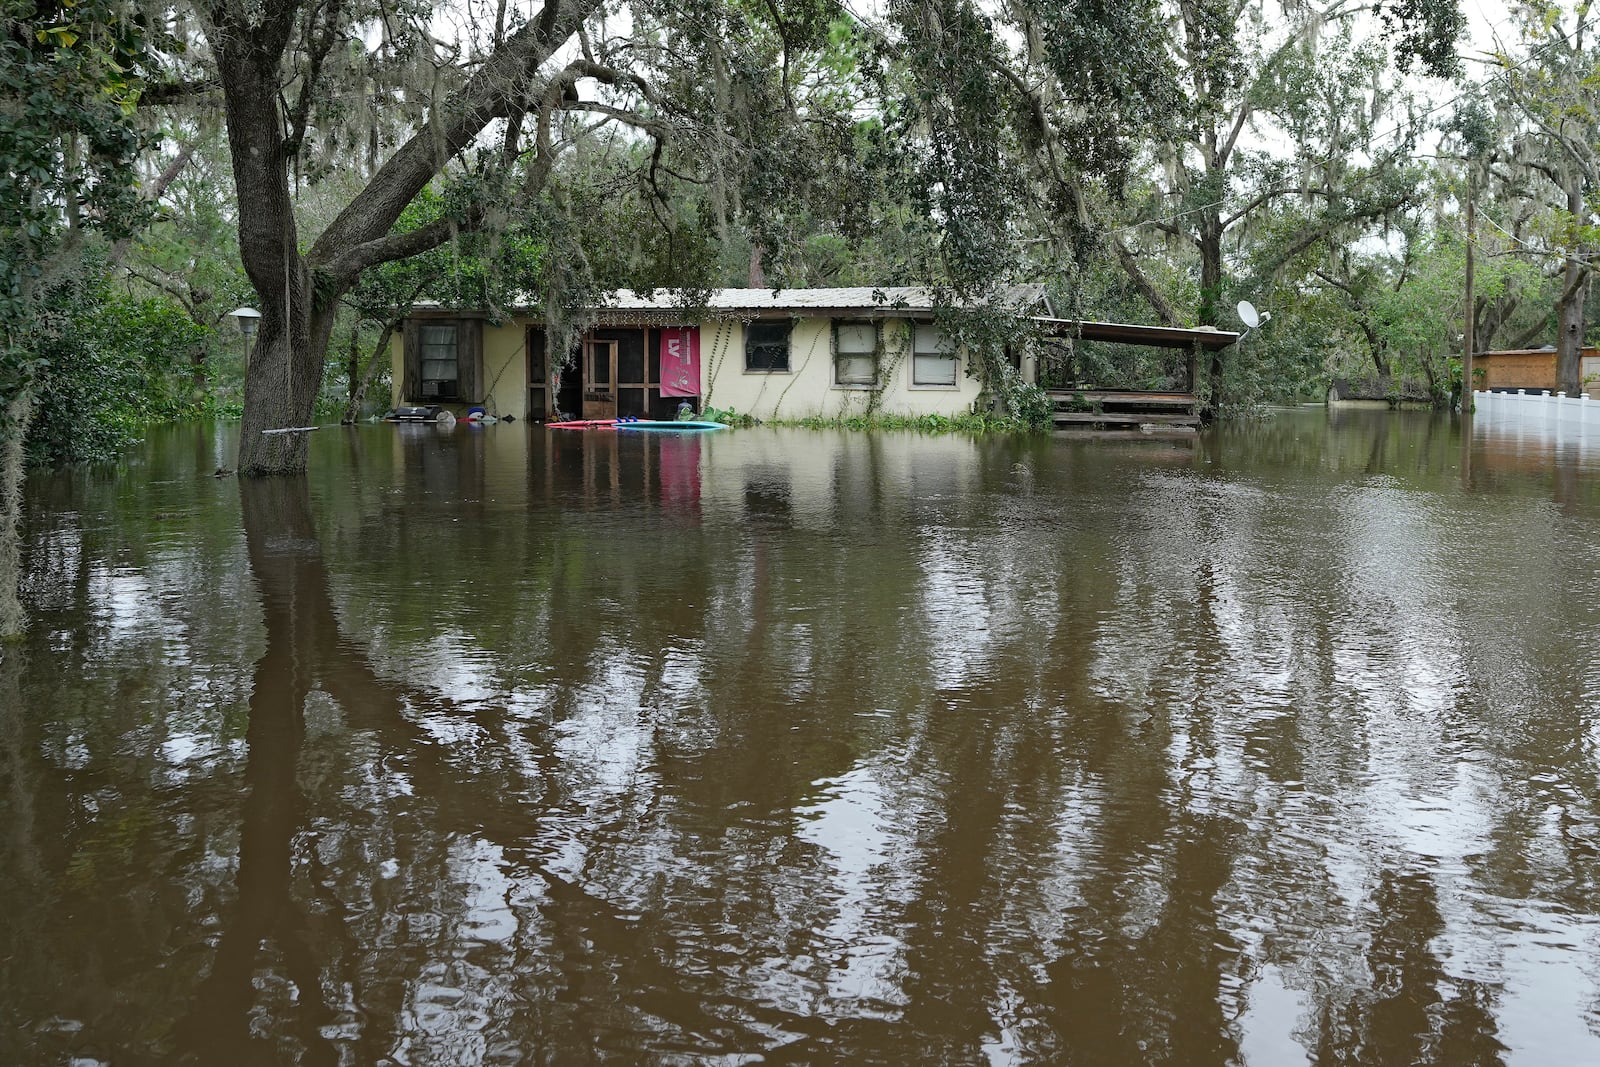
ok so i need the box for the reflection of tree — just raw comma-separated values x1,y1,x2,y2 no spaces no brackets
176,479,350,1062
1309,868,1505,1066
176,470,829,1060
15,418,1596,1062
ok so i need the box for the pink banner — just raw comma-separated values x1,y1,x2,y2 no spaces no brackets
659,327,701,398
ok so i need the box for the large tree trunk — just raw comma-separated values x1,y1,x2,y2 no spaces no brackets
236,290,337,474
1198,221,1225,416
0,383,37,639
216,18,322,475
1557,181,1590,396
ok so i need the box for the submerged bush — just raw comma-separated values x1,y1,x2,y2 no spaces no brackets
777,411,1033,434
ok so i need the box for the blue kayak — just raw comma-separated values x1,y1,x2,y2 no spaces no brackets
615,420,726,431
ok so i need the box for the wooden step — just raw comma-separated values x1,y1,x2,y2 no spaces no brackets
1049,392,1197,411
1053,426,1201,439
1052,412,1201,426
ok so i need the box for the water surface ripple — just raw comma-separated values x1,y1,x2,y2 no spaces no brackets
4,409,1598,1064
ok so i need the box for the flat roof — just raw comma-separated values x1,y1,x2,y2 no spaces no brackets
1035,318,1240,350
415,285,1049,320
605,285,1046,315
409,291,1236,348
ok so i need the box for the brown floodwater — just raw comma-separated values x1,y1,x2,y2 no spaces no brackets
4,409,1600,1065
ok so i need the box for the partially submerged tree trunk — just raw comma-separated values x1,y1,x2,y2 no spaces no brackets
1556,184,1590,395
0,384,37,640
1198,221,1226,414
216,17,328,475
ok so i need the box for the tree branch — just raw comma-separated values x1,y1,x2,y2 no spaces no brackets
1218,102,1253,170
140,78,221,104
1112,236,1182,327
321,213,474,288
1221,186,1320,229
286,0,347,154
110,141,198,264
307,0,601,272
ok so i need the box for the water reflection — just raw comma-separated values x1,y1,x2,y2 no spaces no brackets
9,413,1600,1062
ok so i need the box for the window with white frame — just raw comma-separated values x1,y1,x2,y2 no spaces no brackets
834,321,878,386
912,324,957,386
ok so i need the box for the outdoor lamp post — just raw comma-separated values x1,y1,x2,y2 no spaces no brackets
228,307,260,367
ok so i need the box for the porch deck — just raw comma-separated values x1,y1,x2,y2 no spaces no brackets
1047,389,1201,432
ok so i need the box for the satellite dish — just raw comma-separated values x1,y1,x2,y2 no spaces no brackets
1237,300,1261,329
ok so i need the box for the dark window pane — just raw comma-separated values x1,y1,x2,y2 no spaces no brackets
587,343,612,384
618,336,645,383
745,321,790,371
529,332,546,383
618,388,645,417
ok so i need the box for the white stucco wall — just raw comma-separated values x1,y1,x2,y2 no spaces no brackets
479,320,528,418
701,317,983,421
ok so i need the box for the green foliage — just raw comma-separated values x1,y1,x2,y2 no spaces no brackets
27,263,209,464
1,0,159,460
1379,0,1468,77
0,0,154,292
702,405,758,427
778,411,1030,433
376,188,546,313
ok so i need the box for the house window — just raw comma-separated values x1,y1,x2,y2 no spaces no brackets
404,317,481,404
420,323,460,400
834,321,878,387
745,320,791,372
912,324,958,386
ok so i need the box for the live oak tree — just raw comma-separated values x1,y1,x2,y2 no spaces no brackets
1493,0,1600,396
860,0,1465,416
201,0,605,474
1113,0,1459,412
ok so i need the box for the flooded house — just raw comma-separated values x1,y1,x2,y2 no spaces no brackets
391,286,1240,431
390,286,1045,423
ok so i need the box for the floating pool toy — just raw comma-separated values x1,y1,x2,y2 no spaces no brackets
547,418,725,431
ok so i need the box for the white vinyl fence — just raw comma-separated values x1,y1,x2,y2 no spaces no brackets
1472,389,1600,441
